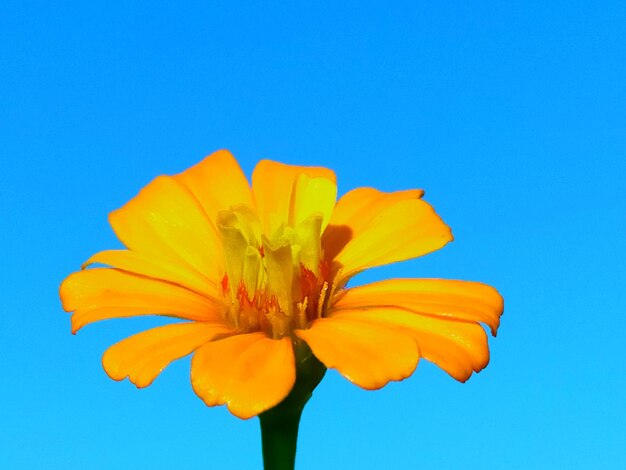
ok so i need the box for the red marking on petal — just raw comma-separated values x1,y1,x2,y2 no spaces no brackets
221,274,229,295
300,265,318,298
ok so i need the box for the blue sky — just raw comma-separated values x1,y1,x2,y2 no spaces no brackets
1,1,625,468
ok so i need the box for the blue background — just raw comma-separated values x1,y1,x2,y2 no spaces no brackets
2,1,625,468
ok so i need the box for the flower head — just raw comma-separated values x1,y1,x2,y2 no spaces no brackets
60,150,503,419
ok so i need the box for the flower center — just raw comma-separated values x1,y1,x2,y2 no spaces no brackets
216,205,330,339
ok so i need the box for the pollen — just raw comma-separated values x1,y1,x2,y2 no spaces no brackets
216,205,330,339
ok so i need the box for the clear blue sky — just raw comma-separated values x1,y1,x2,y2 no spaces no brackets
2,1,625,469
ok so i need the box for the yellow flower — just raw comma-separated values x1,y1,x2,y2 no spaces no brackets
60,150,503,419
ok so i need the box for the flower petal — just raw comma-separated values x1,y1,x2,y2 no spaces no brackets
83,250,220,299
331,278,503,336
60,268,225,333
295,317,419,390
328,308,490,382
323,189,452,283
103,322,233,388
109,175,223,280
191,333,295,419
173,149,254,225
322,187,424,262
252,159,337,237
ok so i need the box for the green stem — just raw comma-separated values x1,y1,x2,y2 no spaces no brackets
258,341,326,470
259,398,303,470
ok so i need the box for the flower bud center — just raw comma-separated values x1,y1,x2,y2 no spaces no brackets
216,205,330,338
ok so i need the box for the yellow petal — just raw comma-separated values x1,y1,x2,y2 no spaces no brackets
324,193,452,284
242,246,264,294
215,213,250,297
173,149,254,226
109,175,223,280
289,173,337,231
331,278,503,336
83,250,220,299
191,333,295,419
252,159,337,237
322,187,424,261
262,237,295,317
216,204,262,247
103,322,233,388
293,214,323,275
60,268,225,333
328,309,490,382
295,317,419,390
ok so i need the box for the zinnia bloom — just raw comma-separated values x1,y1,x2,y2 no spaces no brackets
60,150,503,419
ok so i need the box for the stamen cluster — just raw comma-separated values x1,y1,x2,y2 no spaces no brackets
216,205,332,338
